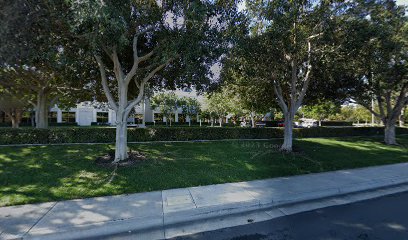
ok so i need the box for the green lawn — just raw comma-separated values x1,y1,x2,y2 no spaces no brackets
0,136,407,207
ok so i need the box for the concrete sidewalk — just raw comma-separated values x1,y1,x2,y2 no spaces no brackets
1,163,408,240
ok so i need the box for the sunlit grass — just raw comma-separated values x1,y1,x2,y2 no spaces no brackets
0,135,407,206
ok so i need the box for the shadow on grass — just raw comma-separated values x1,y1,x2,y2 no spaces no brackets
0,135,407,207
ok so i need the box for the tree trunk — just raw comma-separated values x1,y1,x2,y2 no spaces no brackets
384,121,397,145
219,117,222,127
114,107,129,162
399,108,405,127
188,116,191,126
6,110,21,128
281,112,294,152
35,91,48,129
250,112,255,128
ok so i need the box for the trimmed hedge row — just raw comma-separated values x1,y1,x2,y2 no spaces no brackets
0,126,407,145
320,121,353,126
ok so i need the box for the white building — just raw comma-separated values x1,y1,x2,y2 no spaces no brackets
49,88,205,126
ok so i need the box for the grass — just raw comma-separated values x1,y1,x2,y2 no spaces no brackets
0,135,407,207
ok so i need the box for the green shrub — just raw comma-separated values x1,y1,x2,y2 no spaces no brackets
49,122,78,127
320,121,353,126
0,126,407,145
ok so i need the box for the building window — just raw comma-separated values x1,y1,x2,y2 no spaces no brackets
132,114,143,124
154,113,164,122
178,114,186,123
97,112,109,123
62,112,76,123
48,112,58,123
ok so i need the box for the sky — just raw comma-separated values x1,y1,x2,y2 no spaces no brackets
397,0,408,5
238,0,408,11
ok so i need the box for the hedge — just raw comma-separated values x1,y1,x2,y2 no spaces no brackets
320,121,353,126
0,126,407,145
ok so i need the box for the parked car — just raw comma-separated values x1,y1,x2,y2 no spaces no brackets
299,119,318,128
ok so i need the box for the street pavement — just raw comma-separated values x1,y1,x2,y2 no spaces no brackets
172,191,408,240
1,163,408,240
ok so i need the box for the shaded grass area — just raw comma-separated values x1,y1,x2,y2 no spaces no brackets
0,136,407,207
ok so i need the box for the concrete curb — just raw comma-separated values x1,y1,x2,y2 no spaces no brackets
19,175,408,240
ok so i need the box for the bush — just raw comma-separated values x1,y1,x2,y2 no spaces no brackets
320,121,353,126
49,122,78,127
0,126,407,145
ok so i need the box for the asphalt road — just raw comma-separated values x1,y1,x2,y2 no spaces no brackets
172,191,408,240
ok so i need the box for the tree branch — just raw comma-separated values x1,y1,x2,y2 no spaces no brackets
273,80,288,114
94,55,118,111
108,47,125,84
142,57,174,83
357,100,381,119
295,40,313,110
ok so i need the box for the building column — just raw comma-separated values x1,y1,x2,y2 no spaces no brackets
57,109,62,123
175,111,179,123
92,109,97,123
144,98,154,123
108,109,116,125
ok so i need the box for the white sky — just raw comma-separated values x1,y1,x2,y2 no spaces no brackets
238,0,407,11
397,0,408,5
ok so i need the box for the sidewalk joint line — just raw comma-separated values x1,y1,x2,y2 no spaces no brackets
23,202,58,237
187,189,198,208
161,191,166,239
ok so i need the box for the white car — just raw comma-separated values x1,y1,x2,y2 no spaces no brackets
300,119,318,128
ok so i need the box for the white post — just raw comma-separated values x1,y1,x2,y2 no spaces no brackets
57,109,62,123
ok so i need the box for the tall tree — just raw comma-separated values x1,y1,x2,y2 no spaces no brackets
336,0,408,144
0,0,83,128
301,101,341,126
0,92,27,128
224,0,342,151
68,0,241,161
179,97,201,126
150,92,179,126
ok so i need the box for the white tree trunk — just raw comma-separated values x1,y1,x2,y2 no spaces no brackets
250,111,255,128
384,121,397,145
219,117,222,127
281,112,294,152
399,108,405,127
6,110,21,128
113,84,130,162
114,117,128,162
36,91,48,129
11,117,19,128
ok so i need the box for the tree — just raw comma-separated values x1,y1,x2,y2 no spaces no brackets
225,0,342,151
301,101,341,126
0,92,27,128
206,90,235,127
68,1,241,161
150,92,179,126
0,0,83,128
335,0,408,144
179,97,201,126
400,106,407,127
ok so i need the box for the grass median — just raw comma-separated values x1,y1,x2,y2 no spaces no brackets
0,135,407,207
